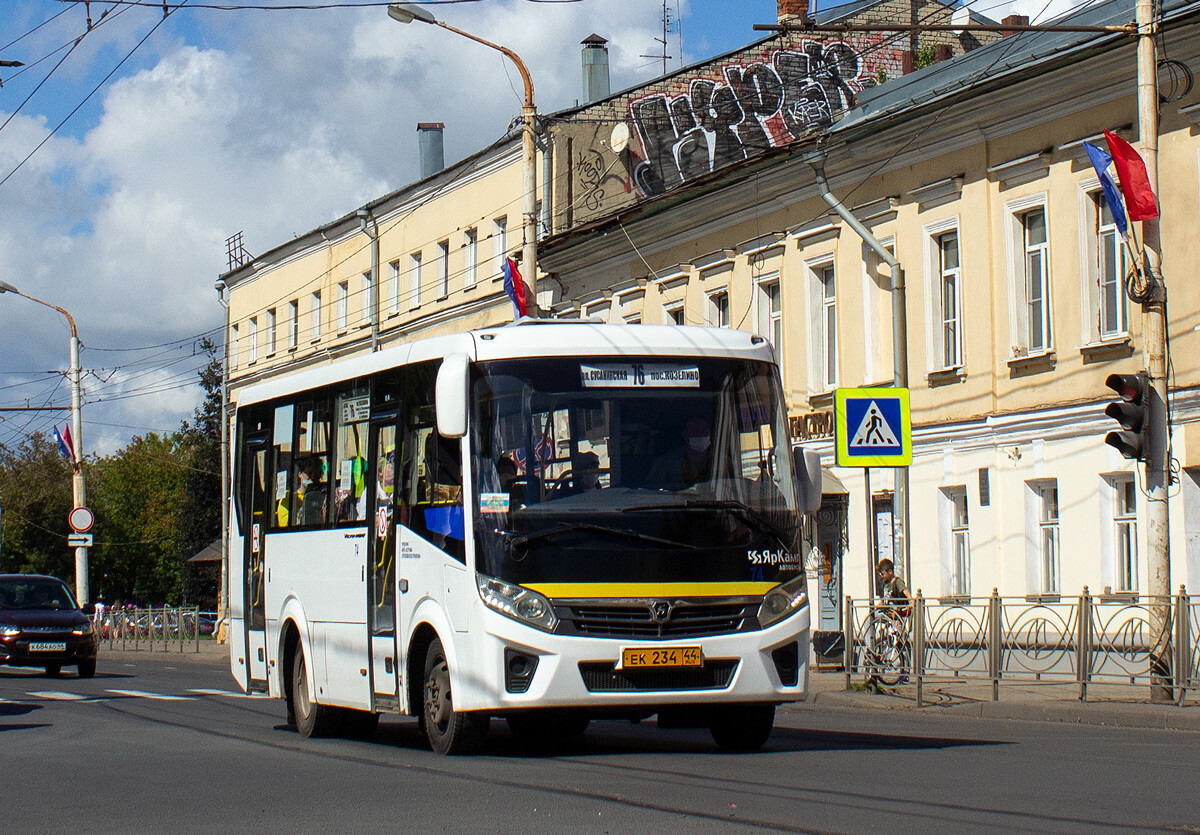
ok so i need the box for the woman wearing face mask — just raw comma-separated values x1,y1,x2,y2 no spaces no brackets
647,416,713,489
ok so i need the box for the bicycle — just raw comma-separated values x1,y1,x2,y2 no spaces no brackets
861,603,910,686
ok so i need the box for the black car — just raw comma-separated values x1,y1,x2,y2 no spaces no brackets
0,574,97,677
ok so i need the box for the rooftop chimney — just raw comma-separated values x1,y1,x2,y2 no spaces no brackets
777,0,811,26
417,122,445,179
581,34,610,105
1001,14,1029,35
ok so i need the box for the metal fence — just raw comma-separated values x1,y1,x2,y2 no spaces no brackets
96,606,205,653
842,588,1200,705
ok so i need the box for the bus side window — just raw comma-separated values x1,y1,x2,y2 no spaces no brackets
271,404,295,529
295,398,332,526
399,362,465,562
333,383,370,523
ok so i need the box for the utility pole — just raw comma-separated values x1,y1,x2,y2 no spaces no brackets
1135,0,1171,702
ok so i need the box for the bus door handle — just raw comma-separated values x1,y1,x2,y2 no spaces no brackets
399,579,409,593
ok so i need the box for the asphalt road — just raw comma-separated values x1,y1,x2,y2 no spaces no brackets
3,650,1199,833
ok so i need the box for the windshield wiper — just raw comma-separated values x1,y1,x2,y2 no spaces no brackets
625,499,795,549
508,523,696,550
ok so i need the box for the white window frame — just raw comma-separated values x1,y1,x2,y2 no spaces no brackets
923,217,963,372
938,486,970,597
360,271,373,327
756,273,782,369
1005,195,1052,358
812,260,838,390
491,216,508,281
309,290,322,342
230,323,239,369
1078,183,1129,344
706,289,730,328
248,316,259,364
287,300,298,351
408,252,422,309
1102,474,1139,594
436,240,450,299
665,302,685,325
336,281,348,333
463,228,478,290
1025,479,1060,596
387,260,400,316
266,308,277,356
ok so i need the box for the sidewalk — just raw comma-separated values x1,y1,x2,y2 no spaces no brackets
796,666,1200,732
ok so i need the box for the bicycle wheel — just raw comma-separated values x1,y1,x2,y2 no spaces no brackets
866,610,908,686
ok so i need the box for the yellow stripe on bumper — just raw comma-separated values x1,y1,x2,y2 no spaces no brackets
524,581,775,599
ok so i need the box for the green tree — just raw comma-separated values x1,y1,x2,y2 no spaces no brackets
177,339,222,607
0,433,74,577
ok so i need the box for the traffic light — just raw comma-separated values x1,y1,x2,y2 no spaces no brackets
1103,372,1149,461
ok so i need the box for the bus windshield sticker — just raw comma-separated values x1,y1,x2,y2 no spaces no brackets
341,395,370,423
580,363,700,388
339,459,353,491
480,492,510,514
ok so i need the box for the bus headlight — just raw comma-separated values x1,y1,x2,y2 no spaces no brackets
757,574,809,629
477,575,558,632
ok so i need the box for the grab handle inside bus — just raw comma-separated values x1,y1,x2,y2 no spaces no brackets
436,353,470,438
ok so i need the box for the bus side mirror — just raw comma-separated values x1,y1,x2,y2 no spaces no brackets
792,447,823,515
435,353,470,438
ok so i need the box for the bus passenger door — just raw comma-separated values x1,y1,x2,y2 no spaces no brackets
242,430,270,693
367,418,400,711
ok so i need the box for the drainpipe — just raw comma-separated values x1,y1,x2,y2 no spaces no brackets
538,131,553,241
356,208,381,351
807,150,912,594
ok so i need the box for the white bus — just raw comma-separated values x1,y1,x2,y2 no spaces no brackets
229,321,819,753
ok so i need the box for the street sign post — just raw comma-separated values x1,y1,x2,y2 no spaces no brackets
834,387,912,467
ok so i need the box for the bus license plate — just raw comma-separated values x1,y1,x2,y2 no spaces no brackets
621,646,702,669
29,642,66,652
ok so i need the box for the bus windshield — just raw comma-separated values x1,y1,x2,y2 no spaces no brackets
470,355,801,588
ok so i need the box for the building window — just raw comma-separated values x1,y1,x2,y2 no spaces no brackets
310,290,322,342
408,252,423,308
361,271,373,326
266,308,277,356
946,488,970,597
1113,476,1138,593
757,277,782,357
491,216,508,280
1038,483,1060,594
666,303,685,325
230,323,239,369
388,260,400,315
819,263,837,389
463,228,478,290
437,240,450,298
336,281,348,333
1022,208,1051,355
937,230,963,369
1093,192,1128,339
287,300,298,350
248,316,259,364
707,291,729,328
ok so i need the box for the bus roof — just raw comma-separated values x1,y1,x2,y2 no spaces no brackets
235,321,777,408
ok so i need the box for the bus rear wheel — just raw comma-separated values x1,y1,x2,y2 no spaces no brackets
709,704,775,752
292,646,341,738
421,638,489,755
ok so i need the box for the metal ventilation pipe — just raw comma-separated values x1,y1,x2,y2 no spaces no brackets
581,34,610,104
417,122,445,178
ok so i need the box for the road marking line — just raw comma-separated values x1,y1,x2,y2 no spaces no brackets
106,689,196,701
28,691,88,701
188,688,268,698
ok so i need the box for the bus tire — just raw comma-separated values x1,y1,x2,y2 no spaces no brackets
709,704,775,752
421,638,489,755
292,645,341,738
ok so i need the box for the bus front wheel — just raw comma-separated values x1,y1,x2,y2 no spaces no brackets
292,646,341,738
709,704,775,752
421,638,489,755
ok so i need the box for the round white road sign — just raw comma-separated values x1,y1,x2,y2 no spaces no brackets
68,506,95,533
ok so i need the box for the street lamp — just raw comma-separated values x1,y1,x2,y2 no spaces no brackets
0,280,89,604
387,4,540,316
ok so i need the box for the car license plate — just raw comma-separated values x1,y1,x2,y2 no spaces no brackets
621,646,702,669
28,642,66,652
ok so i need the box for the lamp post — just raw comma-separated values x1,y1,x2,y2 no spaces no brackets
387,3,539,315
0,280,89,604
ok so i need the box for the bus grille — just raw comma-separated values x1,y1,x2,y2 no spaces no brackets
578,660,738,692
558,601,755,640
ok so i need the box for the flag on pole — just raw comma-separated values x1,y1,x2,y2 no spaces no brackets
1103,129,1159,221
502,256,528,319
1083,141,1129,242
53,424,75,462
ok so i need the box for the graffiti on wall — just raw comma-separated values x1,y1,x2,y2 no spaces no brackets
629,42,876,197
577,147,630,213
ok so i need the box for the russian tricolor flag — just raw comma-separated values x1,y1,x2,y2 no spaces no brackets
1083,140,1129,242
502,256,528,319
53,423,75,463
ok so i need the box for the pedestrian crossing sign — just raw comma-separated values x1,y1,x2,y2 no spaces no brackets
834,387,912,467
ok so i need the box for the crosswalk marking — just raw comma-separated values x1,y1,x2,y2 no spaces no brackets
188,688,268,699
106,689,196,701
28,691,89,701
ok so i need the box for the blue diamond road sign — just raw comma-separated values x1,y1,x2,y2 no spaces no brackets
834,387,912,467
